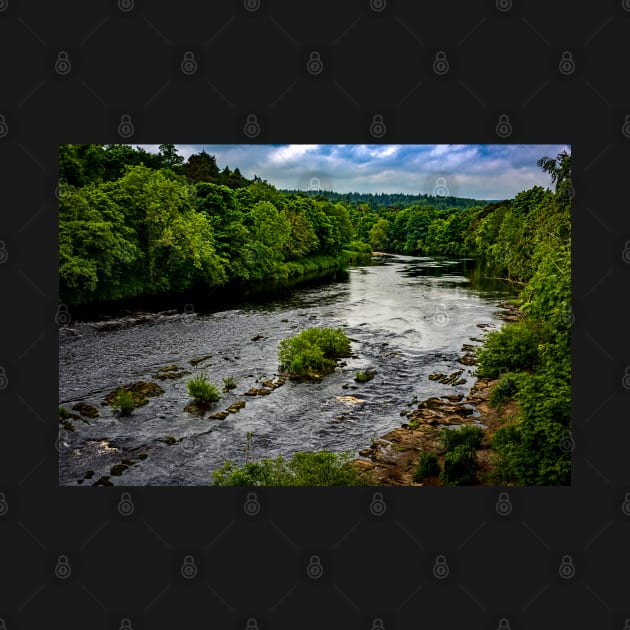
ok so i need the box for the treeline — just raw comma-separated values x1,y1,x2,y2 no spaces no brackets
58,144,366,305
450,151,570,485
478,151,571,485
283,189,490,212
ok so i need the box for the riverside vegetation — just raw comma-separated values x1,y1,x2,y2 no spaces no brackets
59,145,571,486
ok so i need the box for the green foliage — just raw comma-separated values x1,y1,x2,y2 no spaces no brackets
246,200,292,279
222,376,237,391
354,370,375,382
283,189,487,212
347,240,372,253
440,425,484,451
58,406,70,419
490,363,571,485
211,450,368,486
439,445,479,485
489,372,519,407
369,218,390,250
413,451,441,481
278,327,351,379
110,389,135,416
481,151,572,485
475,319,546,378
187,373,221,404
58,145,358,306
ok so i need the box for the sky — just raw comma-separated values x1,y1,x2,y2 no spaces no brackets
138,144,570,201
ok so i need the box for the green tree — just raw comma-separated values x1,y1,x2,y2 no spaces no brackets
369,218,390,251
158,144,184,173
246,200,291,279
59,184,140,303
183,150,220,183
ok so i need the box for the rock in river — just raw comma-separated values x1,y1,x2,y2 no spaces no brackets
71,402,100,418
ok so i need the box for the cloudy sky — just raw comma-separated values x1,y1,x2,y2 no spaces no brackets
139,144,570,200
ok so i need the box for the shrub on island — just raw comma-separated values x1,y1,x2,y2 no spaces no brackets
278,327,351,380
187,373,222,404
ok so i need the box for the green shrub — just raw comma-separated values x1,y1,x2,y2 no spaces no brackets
58,406,70,419
475,319,546,378
489,372,519,407
278,327,351,379
187,373,221,404
212,448,370,486
211,458,290,486
439,445,479,485
413,451,440,481
287,451,366,486
347,240,372,253
490,367,571,485
222,376,237,391
440,425,484,451
110,389,135,416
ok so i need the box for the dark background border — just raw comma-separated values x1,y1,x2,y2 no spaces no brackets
1,1,629,628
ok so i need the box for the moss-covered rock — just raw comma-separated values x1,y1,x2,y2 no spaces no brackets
189,355,212,366
244,387,272,396
155,365,191,380
104,381,164,409
456,354,477,366
209,411,229,420
71,402,100,418
354,370,376,383
428,370,465,385
184,401,217,415
226,401,246,414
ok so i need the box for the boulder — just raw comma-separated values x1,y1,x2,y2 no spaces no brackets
110,463,128,476
71,402,100,418
244,388,272,396
226,401,246,414
209,411,229,420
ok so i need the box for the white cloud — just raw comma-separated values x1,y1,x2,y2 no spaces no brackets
144,143,572,199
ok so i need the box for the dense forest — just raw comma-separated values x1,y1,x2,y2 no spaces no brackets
59,144,571,485
58,144,373,305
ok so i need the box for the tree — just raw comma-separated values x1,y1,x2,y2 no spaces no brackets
158,144,184,172
536,150,571,191
183,150,220,183
59,184,141,303
369,218,390,251
246,201,291,279
284,206,318,259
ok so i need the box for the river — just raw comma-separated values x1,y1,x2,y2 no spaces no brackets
58,255,515,486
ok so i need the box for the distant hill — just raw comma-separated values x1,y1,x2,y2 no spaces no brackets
281,189,499,211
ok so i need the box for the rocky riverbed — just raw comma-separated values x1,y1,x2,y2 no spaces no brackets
353,300,522,485
59,257,519,486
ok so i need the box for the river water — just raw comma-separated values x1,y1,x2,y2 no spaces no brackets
58,255,514,486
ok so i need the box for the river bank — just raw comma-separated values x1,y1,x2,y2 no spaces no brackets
64,252,374,322
352,300,523,486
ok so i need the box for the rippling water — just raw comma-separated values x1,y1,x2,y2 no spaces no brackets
58,255,514,486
